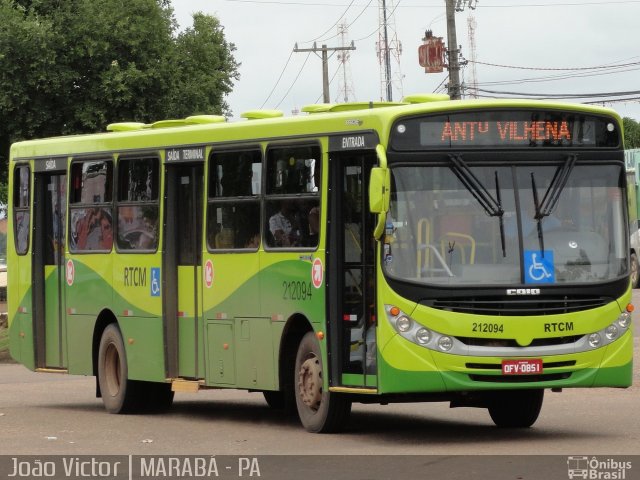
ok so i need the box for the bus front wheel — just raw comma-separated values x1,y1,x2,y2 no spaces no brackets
294,331,351,433
487,389,544,428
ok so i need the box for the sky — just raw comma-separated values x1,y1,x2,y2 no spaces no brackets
171,0,640,122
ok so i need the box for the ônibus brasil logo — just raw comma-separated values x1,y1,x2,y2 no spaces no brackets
567,456,632,479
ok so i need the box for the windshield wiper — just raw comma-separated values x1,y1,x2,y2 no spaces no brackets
530,154,577,254
449,154,506,257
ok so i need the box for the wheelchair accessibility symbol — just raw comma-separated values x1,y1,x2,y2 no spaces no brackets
150,267,161,296
524,250,555,284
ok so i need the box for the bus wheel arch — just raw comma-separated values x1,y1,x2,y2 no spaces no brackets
269,314,312,411
92,309,119,393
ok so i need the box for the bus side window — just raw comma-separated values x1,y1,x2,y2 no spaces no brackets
264,144,321,250
13,165,31,255
116,157,159,251
69,160,114,253
207,148,261,251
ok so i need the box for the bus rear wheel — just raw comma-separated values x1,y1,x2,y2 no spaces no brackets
98,324,137,413
487,389,544,428
294,331,351,433
98,324,174,413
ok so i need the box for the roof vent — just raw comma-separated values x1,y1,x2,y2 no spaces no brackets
241,110,284,120
302,101,405,113
185,115,226,124
402,94,450,104
106,122,148,132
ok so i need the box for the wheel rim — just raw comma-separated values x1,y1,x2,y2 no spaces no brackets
104,342,121,397
298,354,322,412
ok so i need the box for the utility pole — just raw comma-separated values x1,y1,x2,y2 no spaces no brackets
445,0,462,99
294,42,356,103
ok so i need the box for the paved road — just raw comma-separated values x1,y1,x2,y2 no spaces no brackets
0,293,638,479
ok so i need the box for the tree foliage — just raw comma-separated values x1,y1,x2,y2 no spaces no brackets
0,0,239,181
624,117,640,149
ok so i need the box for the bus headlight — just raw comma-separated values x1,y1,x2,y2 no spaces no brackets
437,336,453,351
396,316,412,333
588,333,601,348
385,305,458,354
617,312,631,328
605,325,618,340
415,328,431,345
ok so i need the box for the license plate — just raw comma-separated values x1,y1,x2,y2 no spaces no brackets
501,359,543,375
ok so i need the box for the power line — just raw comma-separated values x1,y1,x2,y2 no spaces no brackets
274,52,312,109
475,65,640,87
222,0,640,6
260,50,295,109
299,0,355,44
469,59,640,71
475,87,640,99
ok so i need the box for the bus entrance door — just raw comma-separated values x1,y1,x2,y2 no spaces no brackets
328,150,377,387
33,171,67,369
164,163,204,379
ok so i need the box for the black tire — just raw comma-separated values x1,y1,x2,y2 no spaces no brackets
263,390,286,409
140,381,175,412
488,389,544,428
294,331,351,433
97,324,138,413
630,253,639,288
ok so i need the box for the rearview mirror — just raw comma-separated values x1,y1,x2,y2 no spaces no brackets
369,167,390,214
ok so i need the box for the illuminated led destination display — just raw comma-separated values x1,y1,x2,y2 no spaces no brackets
391,110,620,150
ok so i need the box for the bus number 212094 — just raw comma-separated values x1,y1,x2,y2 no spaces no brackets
282,281,314,301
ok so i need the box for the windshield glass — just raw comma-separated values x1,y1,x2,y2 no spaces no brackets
384,162,627,286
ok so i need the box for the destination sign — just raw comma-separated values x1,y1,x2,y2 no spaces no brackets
166,146,206,162
391,110,620,150
34,157,66,172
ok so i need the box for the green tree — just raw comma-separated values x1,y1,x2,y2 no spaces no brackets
624,117,640,149
0,0,239,182
167,13,240,117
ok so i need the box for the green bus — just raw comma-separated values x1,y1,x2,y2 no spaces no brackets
8,95,633,432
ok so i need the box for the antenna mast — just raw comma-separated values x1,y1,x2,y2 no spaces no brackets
336,22,356,102
467,14,479,98
376,0,403,101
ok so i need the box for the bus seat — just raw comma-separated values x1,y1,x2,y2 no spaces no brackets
215,228,235,249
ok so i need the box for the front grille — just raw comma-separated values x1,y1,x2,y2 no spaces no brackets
427,295,609,316
457,335,584,348
468,373,572,383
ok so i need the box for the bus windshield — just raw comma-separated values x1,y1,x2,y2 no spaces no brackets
384,161,627,286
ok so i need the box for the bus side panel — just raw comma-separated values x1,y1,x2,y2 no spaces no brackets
65,257,112,374
202,253,275,388
65,314,96,375
111,249,164,381
8,257,35,370
234,317,276,390
118,316,166,382
65,257,113,316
